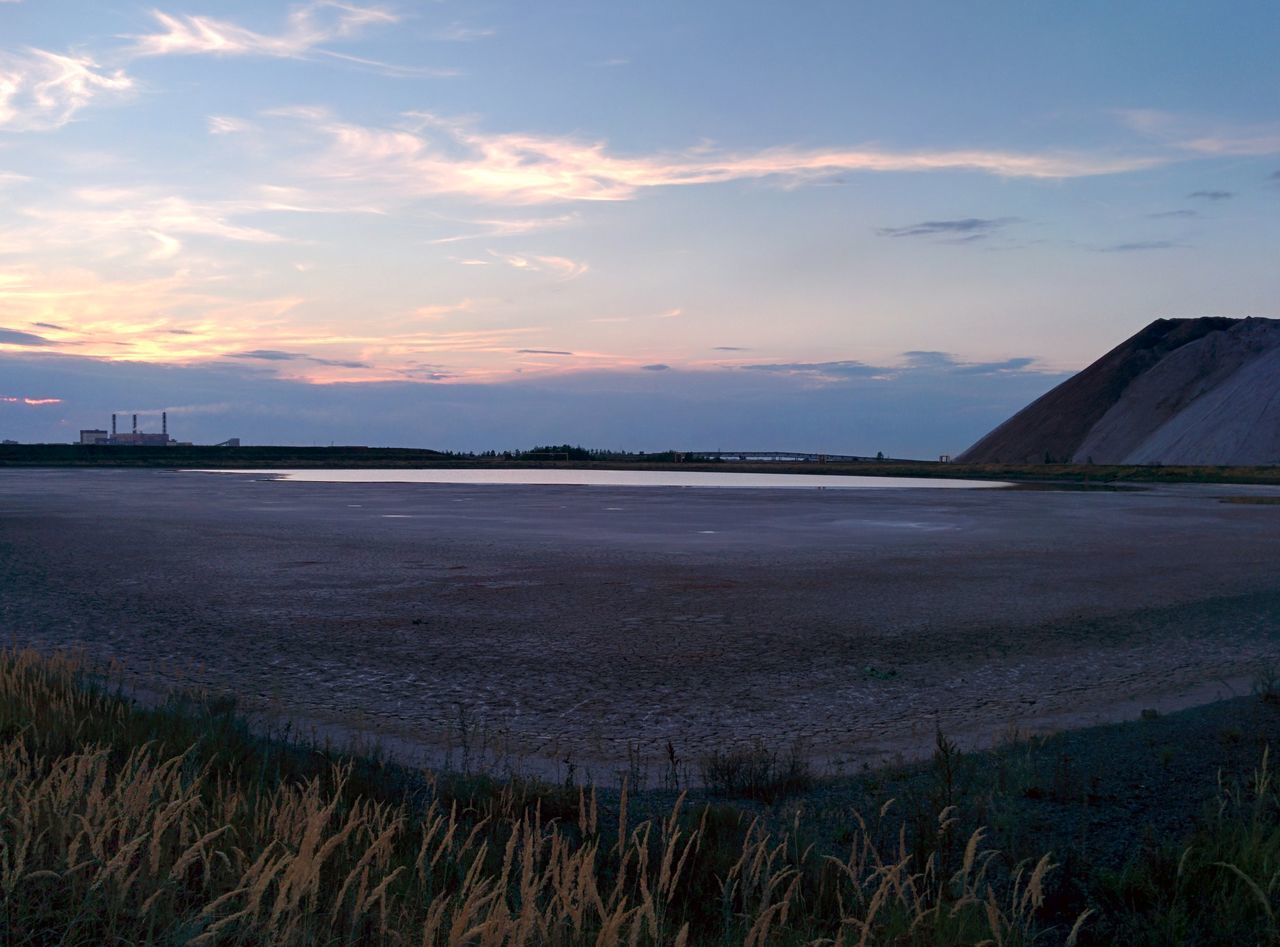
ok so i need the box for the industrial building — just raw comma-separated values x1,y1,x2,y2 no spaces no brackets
79,413,185,447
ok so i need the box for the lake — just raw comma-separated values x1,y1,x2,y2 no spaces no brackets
186,468,1010,489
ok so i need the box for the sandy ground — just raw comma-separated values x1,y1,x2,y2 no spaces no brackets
2,468,1279,781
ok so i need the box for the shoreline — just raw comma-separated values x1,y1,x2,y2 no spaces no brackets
4,442,1280,485
3,467,1277,783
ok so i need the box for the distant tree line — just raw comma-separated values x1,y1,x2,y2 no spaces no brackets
434,445,684,462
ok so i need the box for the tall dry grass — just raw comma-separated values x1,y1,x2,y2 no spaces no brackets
0,646,1082,944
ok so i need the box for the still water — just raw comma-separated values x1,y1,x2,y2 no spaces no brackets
189,468,1009,489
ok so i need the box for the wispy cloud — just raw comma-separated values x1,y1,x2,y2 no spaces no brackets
232,349,369,369
516,348,573,356
0,395,62,406
283,110,1165,206
741,351,1047,384
1095,240,1184,252
127,3,448,78
1116,109,1280,157
6,189,288,262
429,213,577,244
1147,209,1197,219
743,360,882,381
413,298,481,320
208,115,253,135
0,48,132,131
641,363,669,371
876,217,1020,240
0,184,386,264
1188,190,1233,201
130,3,398,59
488,250,589,280
430,23,495,42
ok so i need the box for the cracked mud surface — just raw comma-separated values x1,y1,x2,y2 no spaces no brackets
2,468,1279,779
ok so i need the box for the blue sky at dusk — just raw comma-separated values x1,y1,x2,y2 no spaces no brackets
2,1,1278,454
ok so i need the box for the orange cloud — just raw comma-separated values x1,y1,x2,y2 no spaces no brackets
1,396,62,406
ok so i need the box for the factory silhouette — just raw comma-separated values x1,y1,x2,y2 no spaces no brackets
79,413,239,448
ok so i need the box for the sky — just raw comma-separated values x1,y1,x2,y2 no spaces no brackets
2,1,1278,455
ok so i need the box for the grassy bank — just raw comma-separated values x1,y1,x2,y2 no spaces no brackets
3,442,1280,485
2,648,1280,943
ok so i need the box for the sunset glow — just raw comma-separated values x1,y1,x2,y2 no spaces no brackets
2,2,1277,451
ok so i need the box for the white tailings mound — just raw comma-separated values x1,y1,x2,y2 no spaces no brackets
1120,343,1280,465
960,317,1280,466
1075,319,1280,464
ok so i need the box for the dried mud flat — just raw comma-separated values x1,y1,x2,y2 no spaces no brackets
2,468,1279,780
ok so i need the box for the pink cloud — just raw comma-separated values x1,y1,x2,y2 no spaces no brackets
287,110,1166,206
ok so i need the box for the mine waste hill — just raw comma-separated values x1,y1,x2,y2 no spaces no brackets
958,316,1280,465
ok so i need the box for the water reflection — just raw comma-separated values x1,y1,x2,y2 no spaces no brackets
188,468,1010,490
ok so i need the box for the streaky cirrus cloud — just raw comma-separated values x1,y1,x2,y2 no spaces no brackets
1116,109,1280,157
232,349,369,369
0,48,132,131
742,351,1049,384
429,23,495,42
2,395,62,405
129,3,398,59
1095,239,1185,252
0,184,387,264
7,189,288,262
742,359,882,380
1188,190,1232,200
876,217,1020,239
429,213,578,244
127,2,448,78
281,109,1166,206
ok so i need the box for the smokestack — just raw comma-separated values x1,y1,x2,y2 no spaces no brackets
162,411,167,436
111,413,117,436
132,414,137,434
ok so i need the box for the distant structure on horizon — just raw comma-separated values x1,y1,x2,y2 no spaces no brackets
79,412,190,447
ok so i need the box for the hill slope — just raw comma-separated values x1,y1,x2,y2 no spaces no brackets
957,317,1280,465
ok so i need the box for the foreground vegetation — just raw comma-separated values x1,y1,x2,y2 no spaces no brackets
1,647,1279,944
3,442,1280,485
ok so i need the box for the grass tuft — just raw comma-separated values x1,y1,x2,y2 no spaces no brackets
700,738,814,804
